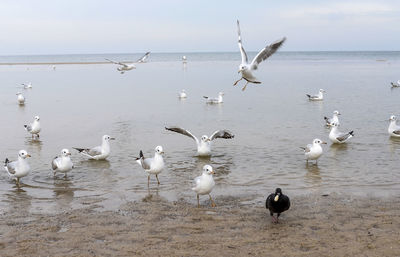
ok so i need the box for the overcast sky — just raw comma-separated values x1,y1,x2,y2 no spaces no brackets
1,0,399,55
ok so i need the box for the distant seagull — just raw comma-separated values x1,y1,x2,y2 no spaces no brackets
4,150,31,186
73,135,115,160
178,89,187,98
388,115,400,137
233,20,286,91
16,92,25,105
52,149,74,177
329,123,354,144
24,116,41,138
301,138,326,164
165,126,234,157
266,188,290,223
182,56,187,63
306,89,325,101
52,65,56,70
137,52,151,63
192,165,216,208
391,81,400,88
21,82,32,89
105,52,150,74
136,146,165,186
324,110,340,127
203,92,224,104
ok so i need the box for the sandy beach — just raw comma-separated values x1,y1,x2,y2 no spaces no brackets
1,193,399,256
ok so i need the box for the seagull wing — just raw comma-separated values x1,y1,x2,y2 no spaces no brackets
136,52,150,63
250,37,286,70
305,144,312,153
392,130,400,135
336,131,353,142
105,58,127,67
165,127,199,145
52,157,59,170
24,124,32,132
237,20,248,64
87,146,102,157
210,130,235,141
5,160,17,175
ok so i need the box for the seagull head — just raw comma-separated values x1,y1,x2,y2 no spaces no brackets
313,138,327,145
16,92,22,95
19,150,31,159
274,188,282,202
201,135,210,142
103,135,116,141
333,110,340,116
238,64,247,73
203,165,214,175
61,149,71,156
155,146,164,155
389,115,397,121
34,116,40,121
218,92,224,96
319,89,325,93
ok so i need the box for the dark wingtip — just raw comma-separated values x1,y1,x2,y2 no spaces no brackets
203,96,208,99
349,131,354,136
306,94,311,98
5,158,9,165
72,147,84,153
139,150,144,158
24,125,27,128
324,116,328,120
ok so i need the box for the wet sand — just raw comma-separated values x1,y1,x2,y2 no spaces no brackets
0,193,399,256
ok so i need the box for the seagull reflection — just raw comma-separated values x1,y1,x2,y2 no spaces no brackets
53,177,75,210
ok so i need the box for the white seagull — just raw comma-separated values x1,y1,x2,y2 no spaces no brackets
21,82,32,89
137,52,151,63
165,126,234,157
324,110,340,126
73,135,115,160
391,80,400,88
329,123,354,144
301,139,326,164
203,92,224,104
388,115,400,137
136,146,165,186
233,20,286,91
178,89,187,98
192,165,216,208
306,89,325,101
16,92,25,105
24,116,41,138
52,149,74,177
105,52,150,74
182,56,187,63
4,150,31,186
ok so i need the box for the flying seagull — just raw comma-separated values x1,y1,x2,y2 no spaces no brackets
105,52,150,74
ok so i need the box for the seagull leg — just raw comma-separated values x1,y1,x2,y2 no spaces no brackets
242,81,249,91
233,77,243,86
209,194,216,207
16,178,20,187
147,175,150,187
156,174,160,185
197,194,200,208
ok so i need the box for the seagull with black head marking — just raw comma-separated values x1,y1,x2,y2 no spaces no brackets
233,20,286,91
4,150,31,186
73,135,115,160
165,126,234,157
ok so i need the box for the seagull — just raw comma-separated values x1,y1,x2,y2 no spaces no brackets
324,110,340,126
266,188,290,223
137,52,151,63
24,116,41,138
388,115,400,137
4,150,31,186
21,82,32,89
178,89,187,98
105,52,150,74
233,20,286,91
182,56,187,63
329,123,354,144
192,165,216,208
306,89,325,101
391,81,400,88
301,138,326,164
203,92,224,104
165,127,234,157
136,146,165,186
73,135,115,160
52,149,74,177
16,92,25,105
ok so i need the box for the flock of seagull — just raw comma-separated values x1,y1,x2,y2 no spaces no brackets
4,20,400,222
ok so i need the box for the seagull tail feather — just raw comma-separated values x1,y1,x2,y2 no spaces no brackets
349,131,354,136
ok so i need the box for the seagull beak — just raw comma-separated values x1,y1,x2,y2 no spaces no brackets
237,70,241,73
322,141,327,144
206,138,211,142
211,171,215,174
27,154,31,157
160,151,165,154
67,152,71,156
110,137,116,140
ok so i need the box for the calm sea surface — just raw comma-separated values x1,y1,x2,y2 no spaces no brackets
0,52,399,214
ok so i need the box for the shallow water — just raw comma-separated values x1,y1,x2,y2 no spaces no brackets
0,52,400,214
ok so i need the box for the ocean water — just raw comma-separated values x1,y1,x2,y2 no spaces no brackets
0,52,399,214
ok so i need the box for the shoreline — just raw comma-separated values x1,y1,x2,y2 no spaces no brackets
0,62,128,65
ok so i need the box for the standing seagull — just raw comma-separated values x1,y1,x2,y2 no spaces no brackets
73,135,115,160
266,188,290,223
4,150,31,186
192,165,216,208
136,146,165,186
16,92,25,105
178,89,187,99
329,123,354,144
203,92,224,104
301,138,326,164
165,127,234,156
52,149,74,177
233,20,286,91
105,52,150,74
324,110,340,126
388,115,400,137
306,89,325,101
24,116,41,138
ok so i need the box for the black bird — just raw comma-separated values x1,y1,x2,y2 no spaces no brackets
266,188,290,223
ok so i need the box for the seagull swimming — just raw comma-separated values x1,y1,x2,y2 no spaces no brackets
178,89,187,98
324,110,340,126
391,81,400,88
203,92,224,104
73,135,115,160
388,115,400,137
329,123,354,144
266,188,290,223
24,116,41,138
4,150,31,186
182,56,187,63
165,126,234,156
21,82,32,89
192,165,216,208
306,89,325,101
301,138,326,164
52,149,74,177
105,52,150,74
233,20,286,91
16,92,25,105
136,146,165,186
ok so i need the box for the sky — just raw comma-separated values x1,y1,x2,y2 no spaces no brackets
1,0,399,55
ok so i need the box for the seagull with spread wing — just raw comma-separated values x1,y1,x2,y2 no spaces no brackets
165,126,234,157
233,20,286,91
105,52,150,74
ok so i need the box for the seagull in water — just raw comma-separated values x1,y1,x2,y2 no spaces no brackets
301,138,326,164
391,80,400,88
233,20,286,91
203,92,224,104
4,150,31,186
266,188,290,223
329,123,354,144
192,165,216,208
324,110,340,126
16,92,25,105
73,135,115,160
52,149,74,177
165,126,234,157
24,116,41,138
21,82,32,89
136,146,165,186
388,115,400,137
105,52,150,74
178,89,187,99
306,89,325,101
182,56,187,63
